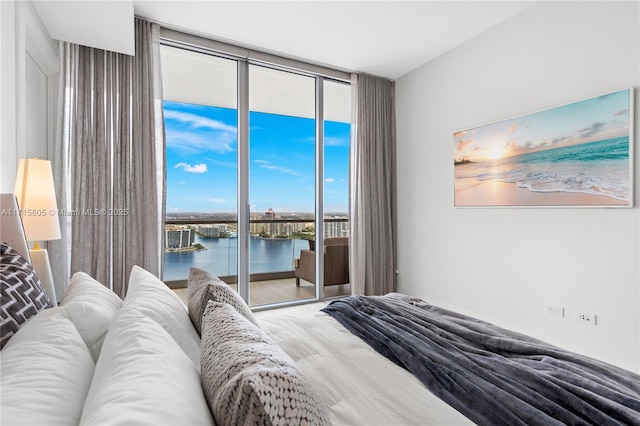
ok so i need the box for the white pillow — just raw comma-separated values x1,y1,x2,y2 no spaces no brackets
0,308,95,426
124,265,201,369
60,272,123,361
80,307,214,426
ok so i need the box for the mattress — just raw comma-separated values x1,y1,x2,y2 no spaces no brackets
255,302,472,426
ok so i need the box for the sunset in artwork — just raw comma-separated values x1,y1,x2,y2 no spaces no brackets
453,89,632,207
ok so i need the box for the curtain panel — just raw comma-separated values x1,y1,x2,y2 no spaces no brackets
50,19,165,298
349,73,397,296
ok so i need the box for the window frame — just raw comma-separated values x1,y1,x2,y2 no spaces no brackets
160,29,351,309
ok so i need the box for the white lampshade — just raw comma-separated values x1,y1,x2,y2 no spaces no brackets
14,158,61,242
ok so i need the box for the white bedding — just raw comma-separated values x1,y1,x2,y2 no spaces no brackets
0,308,95,426
0,267,214,426
255,302,473,426
80,308,213,425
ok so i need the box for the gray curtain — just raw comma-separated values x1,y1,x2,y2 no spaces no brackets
50,19,165,299
349,73,397,296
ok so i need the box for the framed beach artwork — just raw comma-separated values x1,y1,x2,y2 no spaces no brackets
453,88,634,207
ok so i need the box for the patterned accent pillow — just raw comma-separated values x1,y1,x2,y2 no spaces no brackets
200,301,330,426
187,267,258,335
1,242,52,349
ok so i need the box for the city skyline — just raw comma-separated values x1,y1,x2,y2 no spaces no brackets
165,101,350,214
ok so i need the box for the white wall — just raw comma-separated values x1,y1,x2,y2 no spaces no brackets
396,1,640,372
0,0,57,193
1,0,18,192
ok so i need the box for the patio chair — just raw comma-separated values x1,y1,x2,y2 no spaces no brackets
294,237,349,287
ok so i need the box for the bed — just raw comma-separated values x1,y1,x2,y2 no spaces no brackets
2,192,639,425
256,298,640,425
254,302,473,425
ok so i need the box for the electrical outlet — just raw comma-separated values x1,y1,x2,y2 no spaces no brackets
546,305,564,317
576,311,596,325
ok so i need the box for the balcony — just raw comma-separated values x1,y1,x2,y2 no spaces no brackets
163,218,350,307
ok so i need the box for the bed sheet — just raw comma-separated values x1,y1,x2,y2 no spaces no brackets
255,302,472,426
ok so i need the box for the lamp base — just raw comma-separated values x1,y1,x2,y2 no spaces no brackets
29,248,58,306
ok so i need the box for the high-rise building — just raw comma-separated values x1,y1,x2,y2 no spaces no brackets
324,219,349,238
196,224,227,238
165,226,195,249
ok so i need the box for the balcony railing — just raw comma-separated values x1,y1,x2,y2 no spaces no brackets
163,218,349,285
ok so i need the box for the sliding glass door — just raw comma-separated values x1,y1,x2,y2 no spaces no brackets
248,65,317,306
161,45,239,288
160,40,351,307
322,80,351,298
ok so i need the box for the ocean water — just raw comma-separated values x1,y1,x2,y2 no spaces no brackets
455,137,630,201
163,235,311,281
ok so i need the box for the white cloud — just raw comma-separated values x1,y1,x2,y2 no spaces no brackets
164,109,237,133
324,137,350,147
254,159,303,177
325,178,336,183
164,107,237,154
165,129,234,154
175,162,208,173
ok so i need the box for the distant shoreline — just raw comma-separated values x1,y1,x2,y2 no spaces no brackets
164,244,206,253
455,178,627,207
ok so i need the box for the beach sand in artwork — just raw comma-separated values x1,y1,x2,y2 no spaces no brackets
455,178,627,207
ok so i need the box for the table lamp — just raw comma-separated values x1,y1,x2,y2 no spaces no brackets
14,158,61,306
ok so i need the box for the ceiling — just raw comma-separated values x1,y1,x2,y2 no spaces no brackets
33,1,135,56
34,1,536,80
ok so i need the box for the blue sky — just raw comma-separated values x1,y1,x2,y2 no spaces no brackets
165,101,350,213
454,89,630,162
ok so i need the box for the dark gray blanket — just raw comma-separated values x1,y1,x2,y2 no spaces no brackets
321,294,640,426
